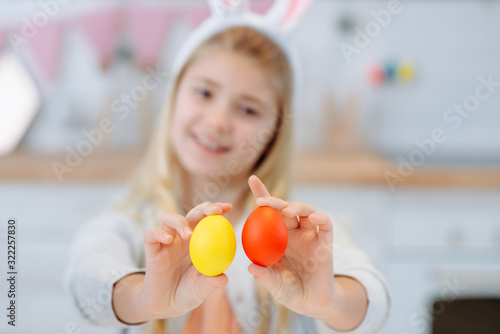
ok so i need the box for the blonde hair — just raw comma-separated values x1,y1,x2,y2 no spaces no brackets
113,26,294,334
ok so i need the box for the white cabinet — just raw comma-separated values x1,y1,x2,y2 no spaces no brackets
0,183,125,334
384,188,500,334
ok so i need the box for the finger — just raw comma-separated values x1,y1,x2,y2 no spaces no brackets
247,263,281,296
186,202,230,225
144,227,174,245
296,216,317,230
255,197,298,229
256,196,289,210
248,175,271,200
160,213,192,240
299,213,333,242
282,201,315,230
282,201,316,219
298,213,332,231
214,202,233,214
143,228,175,258
194,272,229,302
309,213,333,232
309,213,334,249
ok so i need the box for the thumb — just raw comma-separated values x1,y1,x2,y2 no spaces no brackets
248,263,280,293
195,273,228,300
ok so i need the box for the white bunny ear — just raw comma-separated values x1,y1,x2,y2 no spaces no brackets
208,0,251,18
265,0,314,32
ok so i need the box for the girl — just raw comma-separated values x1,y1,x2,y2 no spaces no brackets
63,1,390,333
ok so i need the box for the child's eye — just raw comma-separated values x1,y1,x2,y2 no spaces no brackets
195,88,211,99
240,106,258,116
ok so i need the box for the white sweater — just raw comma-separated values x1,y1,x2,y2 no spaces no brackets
62,206,390,334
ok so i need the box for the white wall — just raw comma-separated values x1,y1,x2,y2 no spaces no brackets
1,0,499,162
295,1,500,162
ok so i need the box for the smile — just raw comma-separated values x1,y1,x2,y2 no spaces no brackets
192,134,230,154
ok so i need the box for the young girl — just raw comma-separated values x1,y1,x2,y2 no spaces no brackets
63,1,390,333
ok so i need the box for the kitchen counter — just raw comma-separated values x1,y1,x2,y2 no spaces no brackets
1,149,500,186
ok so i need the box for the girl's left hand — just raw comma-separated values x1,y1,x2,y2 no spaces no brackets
247,175,337,319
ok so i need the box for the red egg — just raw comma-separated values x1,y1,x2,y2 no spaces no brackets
242,206,288,267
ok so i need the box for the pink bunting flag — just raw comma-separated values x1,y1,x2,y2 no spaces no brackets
24,22,63,82
125,6,172,66
77,8,122,67
0,29,5,51
184,6,210,29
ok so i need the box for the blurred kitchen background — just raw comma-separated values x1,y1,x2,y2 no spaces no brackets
1,0,500,333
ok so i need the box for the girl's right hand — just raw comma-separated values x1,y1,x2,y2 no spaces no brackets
140,201,232,319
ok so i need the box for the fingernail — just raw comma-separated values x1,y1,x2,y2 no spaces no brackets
163,233,172,241
184,226,193,235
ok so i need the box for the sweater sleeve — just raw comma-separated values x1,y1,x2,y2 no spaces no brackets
315,211,391,334
61,210,151,328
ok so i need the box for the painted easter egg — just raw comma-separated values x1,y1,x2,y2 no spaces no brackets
189,215,236,276
242,206,288,267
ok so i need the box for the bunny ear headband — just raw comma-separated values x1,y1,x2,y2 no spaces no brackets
171,0,314,111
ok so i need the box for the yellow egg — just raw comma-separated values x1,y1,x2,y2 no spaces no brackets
399,61,415,82
189,215,236,277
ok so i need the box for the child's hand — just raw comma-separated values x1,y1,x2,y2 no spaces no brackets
247,175,337,318
140,201,232,319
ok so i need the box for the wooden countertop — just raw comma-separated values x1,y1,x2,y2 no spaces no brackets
0,150,140,183
292,150,500,187
1,149,500,187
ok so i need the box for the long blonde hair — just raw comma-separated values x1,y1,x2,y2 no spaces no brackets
113,26,294,334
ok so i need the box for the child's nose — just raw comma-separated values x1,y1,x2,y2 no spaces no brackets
206,104,232,134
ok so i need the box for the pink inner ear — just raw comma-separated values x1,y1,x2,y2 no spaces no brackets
282,0,312,26
283,0,299,23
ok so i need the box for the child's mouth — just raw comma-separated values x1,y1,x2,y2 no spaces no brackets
192,134,230,154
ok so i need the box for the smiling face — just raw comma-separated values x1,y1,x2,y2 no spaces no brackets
170,46,280,179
